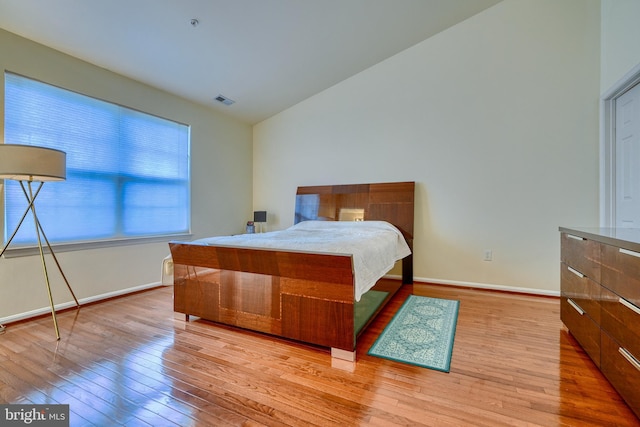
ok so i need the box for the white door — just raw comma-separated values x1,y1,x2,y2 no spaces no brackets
615,82,640,228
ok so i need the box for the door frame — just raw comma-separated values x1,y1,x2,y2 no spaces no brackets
600,62,640,227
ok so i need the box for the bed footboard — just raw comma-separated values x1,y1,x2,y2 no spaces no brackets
170,242,358,351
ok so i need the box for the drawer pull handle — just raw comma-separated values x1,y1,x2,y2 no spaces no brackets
619,248,640,258
567,266,584,278
567,234,585,241
619,297,640,315
567,298,584,315
619,347,640,372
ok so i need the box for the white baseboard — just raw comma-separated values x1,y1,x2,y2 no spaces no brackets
385,274,560,297
2,275,559,326
0,281,163,325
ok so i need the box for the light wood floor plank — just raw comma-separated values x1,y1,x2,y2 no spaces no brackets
0,281,638,426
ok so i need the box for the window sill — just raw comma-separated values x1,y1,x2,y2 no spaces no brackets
1,233,193,258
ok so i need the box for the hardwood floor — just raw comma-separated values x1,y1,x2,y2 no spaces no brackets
0,281,638,426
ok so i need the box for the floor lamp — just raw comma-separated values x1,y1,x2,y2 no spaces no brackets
0,144,80,340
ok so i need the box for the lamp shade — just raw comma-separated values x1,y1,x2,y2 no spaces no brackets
253,211,267,222
0,144,66,181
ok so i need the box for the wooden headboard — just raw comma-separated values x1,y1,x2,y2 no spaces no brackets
294,181,415,283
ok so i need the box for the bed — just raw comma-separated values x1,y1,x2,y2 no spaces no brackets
169,181,415,360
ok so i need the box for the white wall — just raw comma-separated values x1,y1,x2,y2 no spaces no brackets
253,0,601,294
601,0,640,92
0,29,253,322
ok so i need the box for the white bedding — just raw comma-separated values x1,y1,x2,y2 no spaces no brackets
194,220,411,301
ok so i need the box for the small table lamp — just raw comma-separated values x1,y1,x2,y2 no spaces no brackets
0,144,80,340
253,210,267,233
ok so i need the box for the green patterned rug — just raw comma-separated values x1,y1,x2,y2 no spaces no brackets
368,295,460,372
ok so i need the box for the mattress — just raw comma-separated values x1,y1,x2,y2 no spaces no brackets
194,220,411,301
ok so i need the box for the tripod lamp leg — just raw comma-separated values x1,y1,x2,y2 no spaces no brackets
27,181,61,340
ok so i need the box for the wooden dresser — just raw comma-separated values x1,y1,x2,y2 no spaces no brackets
560,227,640,419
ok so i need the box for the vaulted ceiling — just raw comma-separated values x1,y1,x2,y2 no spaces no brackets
0,0,502,124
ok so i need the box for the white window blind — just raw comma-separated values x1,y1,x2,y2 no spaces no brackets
3,72,190,248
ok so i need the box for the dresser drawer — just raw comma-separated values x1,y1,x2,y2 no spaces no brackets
560,296,600,367
561,233,601,283
560,262,601,324
601,331,640,418
601,243,640,305
601,285,640,358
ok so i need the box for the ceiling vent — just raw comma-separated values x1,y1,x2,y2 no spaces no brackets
215,95,235,106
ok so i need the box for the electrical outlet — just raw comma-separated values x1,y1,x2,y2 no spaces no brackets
483,249,492,261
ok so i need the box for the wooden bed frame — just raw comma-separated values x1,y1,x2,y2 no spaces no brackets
169,181,414,360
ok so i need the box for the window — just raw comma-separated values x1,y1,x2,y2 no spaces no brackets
3,73,190,249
